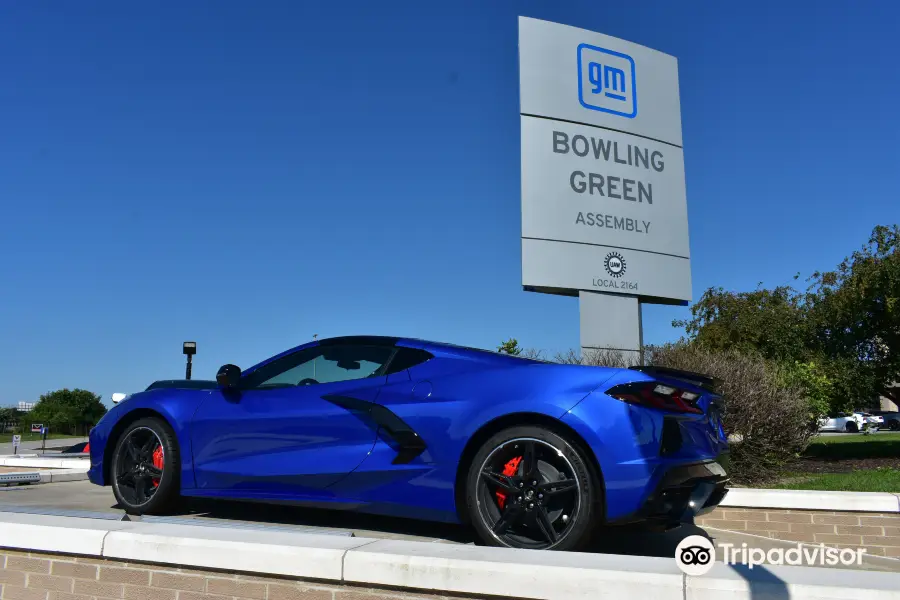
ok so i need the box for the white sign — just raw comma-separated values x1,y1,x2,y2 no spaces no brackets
31,423,42,433
12,435,21,447
17,402,35,412
519,17,683,146
518,17,691,303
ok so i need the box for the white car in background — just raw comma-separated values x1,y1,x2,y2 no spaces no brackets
870,410,900,430
861,413,884,428
818,412,865,433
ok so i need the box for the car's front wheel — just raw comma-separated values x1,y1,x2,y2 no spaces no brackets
110,417,180,514
465,425,598,551
845,421,859,433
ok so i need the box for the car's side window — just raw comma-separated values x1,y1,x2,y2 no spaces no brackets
261,355,320,387
245,344,395,389
243,348,322,389
312,344,394,384
383,348,434,375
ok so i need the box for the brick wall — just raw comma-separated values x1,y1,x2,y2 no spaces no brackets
0,549,470,600
696,508,900,558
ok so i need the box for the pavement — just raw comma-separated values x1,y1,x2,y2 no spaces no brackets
1,480,897,572
0,436,86,456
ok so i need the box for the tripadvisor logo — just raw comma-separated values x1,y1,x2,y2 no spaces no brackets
676,536,715,576
675,535,868,575
604,252,626,278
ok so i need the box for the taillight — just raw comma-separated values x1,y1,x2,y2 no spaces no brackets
606,381,703,414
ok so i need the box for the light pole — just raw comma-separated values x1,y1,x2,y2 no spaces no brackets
183,341,197,380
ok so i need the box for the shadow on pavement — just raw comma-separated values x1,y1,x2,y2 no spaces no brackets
162,496,708,554
588,522,708,556
728,563,790,599
173,497,477,543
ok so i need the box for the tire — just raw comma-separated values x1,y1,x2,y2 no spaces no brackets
889,420,900,431
110,417,180,515
465,425,598,551
845,422,859,433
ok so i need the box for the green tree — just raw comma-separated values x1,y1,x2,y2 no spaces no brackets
778,361,835,421
497,338,523,355
674,225,899,410
0,406,17,432
672,284,809,362
28,389,107,436
806,225,900,405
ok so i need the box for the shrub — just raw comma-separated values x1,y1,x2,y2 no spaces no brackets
504,340,814,483
777,360,833,424
553,348,641,367
647,343,813,484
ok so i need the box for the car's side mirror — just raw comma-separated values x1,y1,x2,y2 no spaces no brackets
216,364,242,388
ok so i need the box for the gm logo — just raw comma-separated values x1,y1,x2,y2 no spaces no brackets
577,43,637,118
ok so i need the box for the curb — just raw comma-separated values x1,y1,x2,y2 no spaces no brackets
0,456,91,470
720,488,900,513
0,469,88,485
1,511,899,600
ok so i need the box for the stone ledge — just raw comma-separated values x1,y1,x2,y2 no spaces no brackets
0,456,91,470
2,511,900,600
0,468,88,485
688,561,900,600
720,488,900,513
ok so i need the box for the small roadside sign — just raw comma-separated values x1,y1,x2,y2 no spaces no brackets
31,423,42,433
12,434,21,455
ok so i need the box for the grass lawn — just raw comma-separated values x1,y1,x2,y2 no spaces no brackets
765,432,900,492
0,432,84,444
772,468,900,493
804,431,900,460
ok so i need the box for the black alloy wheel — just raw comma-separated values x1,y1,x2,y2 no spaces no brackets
111,417,180,514
466,426,598,551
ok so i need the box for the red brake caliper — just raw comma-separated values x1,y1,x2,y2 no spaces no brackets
151,445,164,488
495,456,522,510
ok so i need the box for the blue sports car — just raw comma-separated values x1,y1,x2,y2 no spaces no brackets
88,335,730,551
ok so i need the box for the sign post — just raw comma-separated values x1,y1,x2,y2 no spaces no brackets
12,435,21,456
518,17,691,363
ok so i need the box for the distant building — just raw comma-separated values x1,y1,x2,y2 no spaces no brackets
16,402,35,412
880,383,899,412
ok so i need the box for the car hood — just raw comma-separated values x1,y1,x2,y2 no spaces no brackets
144,379,218,391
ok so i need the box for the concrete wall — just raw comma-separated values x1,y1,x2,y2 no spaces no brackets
0,548,462,600
697,508,900,557
879,396,899,412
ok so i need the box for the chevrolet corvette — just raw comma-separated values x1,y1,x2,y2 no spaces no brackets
88,335,730,551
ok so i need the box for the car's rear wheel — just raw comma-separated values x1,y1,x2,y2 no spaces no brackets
110,417,180,514
845,422,859,433
465,425,598,551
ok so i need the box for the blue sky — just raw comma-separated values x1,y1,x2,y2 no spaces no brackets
1,1,898,406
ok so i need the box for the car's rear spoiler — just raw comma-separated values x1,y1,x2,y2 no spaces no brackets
629,366,720,393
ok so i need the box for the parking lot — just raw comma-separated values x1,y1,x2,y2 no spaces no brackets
0,436,86,456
